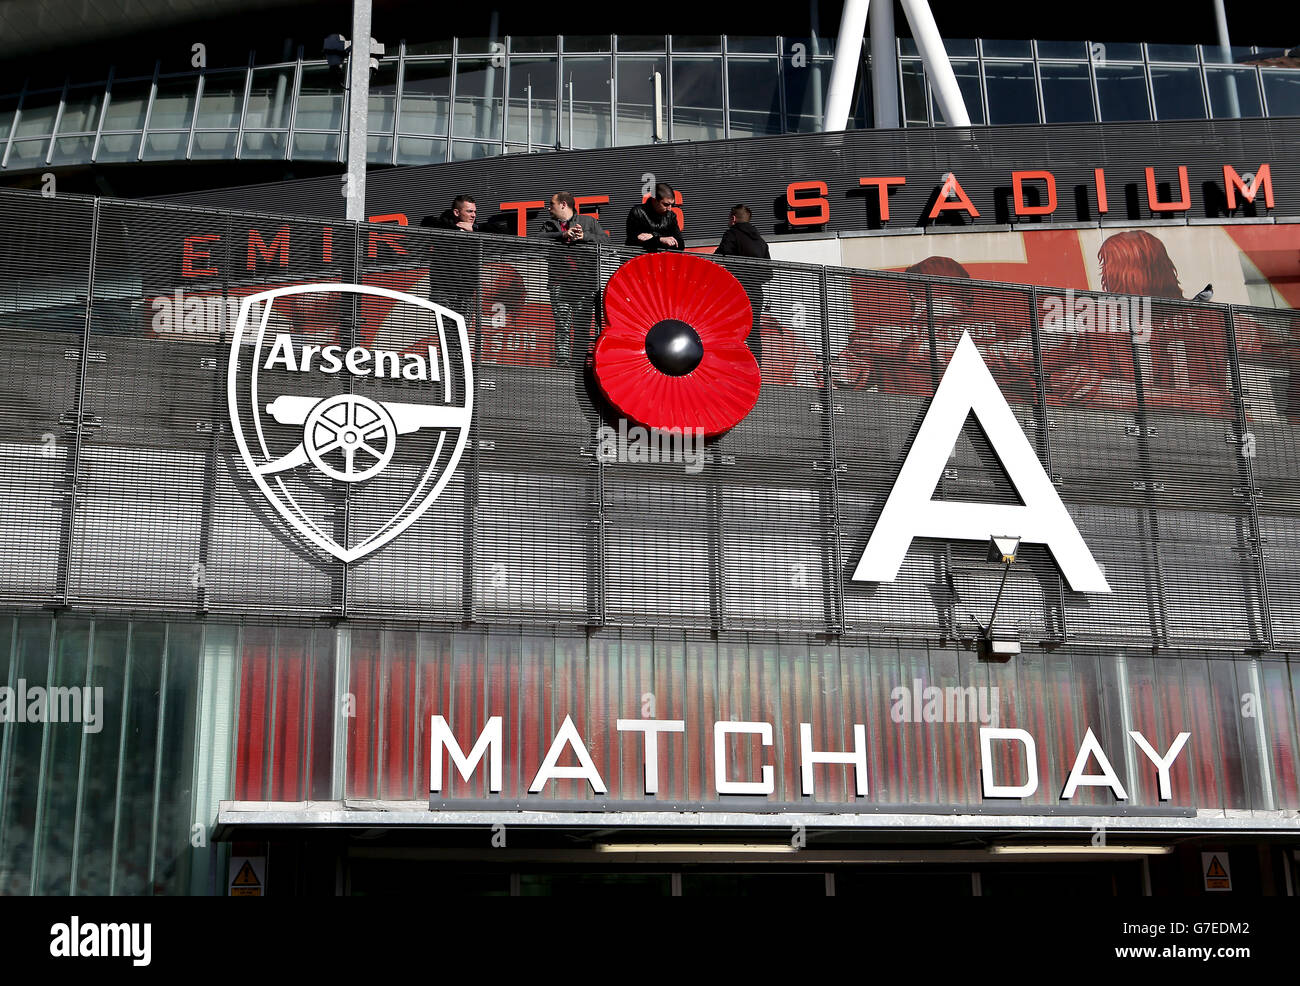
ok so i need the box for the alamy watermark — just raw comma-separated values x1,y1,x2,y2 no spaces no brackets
0,679,103,733
595,420,706,474
1042,289,1152,345
890,679,999,725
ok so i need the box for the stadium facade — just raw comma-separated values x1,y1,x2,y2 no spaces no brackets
1,3,1299,896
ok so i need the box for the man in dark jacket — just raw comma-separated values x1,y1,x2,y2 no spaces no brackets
426,194,480,320
532,191,610,365
625,183,684,252
713,204,772,363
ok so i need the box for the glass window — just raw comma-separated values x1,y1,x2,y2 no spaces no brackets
563,56,613,149
1262,69,1300,117
245,66,294,130
672,36,721,53
195,73,245,129
147,78,196,130
1039,62,1095,123
7,137,47,163
50,135,92,163
944,39,977,57
0,95,17,141
727,58,781,138
509,37,556,54
191,130,237,158
618,36,667,53
14,89,62,138
784,59,834,132
507,56,556,146
57,86,103,133
1151,65,1206,120
1096,64,1150,120
292,130,339,160
671,56,723,140
1036,40,1087,60
982,40,1032,58
563,36,612,53
241,129,285,158
899,38,918,56
1205,68,1261,118
368,63,398,134
457,37,499,55
1147,43,1199,63
399,60,450,136
395,135,445,164
102,81,151,131
615,55,666,145
295,68,344,130
405,40,452,56
931,59,983,125
140,129,186,158
453,57,504,142
1202,45,1256,64
726,37,777,54
451,138,498,160
96,131,142,161
366,133,393,162
900,60,927,126
984,61,1038,124
1092,41,1142,62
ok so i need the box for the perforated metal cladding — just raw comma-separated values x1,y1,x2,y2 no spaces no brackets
0,192,93,603
1,189,1298,654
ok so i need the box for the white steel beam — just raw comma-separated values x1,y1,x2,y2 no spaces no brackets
823,0,870,131
898,0,970,126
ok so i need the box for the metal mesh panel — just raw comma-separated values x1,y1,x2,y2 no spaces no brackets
0,192,93,604
1235,305,1300,647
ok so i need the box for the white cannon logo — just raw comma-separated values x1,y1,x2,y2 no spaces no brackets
228,283,473,562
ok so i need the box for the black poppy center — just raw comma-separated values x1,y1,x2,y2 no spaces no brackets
644,319,704,376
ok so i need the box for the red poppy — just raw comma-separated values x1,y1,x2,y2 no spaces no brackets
594,252,761,436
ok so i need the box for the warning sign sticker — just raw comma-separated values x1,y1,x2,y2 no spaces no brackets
1202,852,1232,892
229,856,265,897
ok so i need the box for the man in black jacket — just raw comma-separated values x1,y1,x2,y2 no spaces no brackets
625,183,684,252
713,204,772,363
532,191,610,366
426,194,480,320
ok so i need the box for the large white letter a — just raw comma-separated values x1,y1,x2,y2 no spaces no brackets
851,332,1110,592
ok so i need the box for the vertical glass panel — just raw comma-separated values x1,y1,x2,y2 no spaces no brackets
509,37,556,54
615,55,666,145
141,130,187,159
34,621,91,894
395,135,445,164
451,139,498,160
507,55,557,146
0,617,52,895
618,35,667,53
900,60,927,126
14,89,62,138
57,86,102,133
366,133,393,162
245,66,294,129
563,35,612,53
291,130,339,160
982,40,1032,58
1093,42,1143,62
147,78,196,130
95,131,142,161
1262,69,1300,117
50,135,93,163
368,62,398,134
727,57,781,137
1036,40,1087,60
563,56,613,149
241,130,286,158
1203,45,1257,64
1096,64,1151,120
399,60,451,136
671,56,724,140
294,68,344,130
931,60,984,125
0,94,18,141
726,37,777,53
1039,62,1096,123
191,130,237,158
1206,67,1262,118
102,81,152,131
452,57,505,142
1147,43,1199,63
7,138,49,163
784,59,833,132
984,60,1038,124
1151,65,1206,119
195,72,246,129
